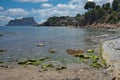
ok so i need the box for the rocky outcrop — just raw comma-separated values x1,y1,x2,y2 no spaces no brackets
6,17,37,26
102,38,120,78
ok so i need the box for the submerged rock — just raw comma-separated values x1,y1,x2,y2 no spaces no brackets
18,57,50,66
0,49,7,52
66,49,84,55
41,61,66,70
87,49,94,53
0,34,3,36
49,49,55,53
37,43,45,47
18,59,41,66
0,61,3,64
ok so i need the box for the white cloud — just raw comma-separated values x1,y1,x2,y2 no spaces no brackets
16,0,48,3
57,4,76,10
41,3,53,8
0,6,4,10
94,0,113,5
0,15,14,26
0,8,29,16
88,0,94,1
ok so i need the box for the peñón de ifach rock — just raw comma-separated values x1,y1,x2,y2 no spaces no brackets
6,17,37,26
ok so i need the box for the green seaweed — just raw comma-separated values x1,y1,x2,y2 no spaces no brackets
41,63,54,69
90,63,102,68
87,49,94,53
99,42,107,67
18,59,42,66
0,61,3,64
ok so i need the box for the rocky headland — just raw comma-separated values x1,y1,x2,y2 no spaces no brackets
6,17,37,26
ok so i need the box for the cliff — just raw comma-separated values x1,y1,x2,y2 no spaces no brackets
6,17,37,26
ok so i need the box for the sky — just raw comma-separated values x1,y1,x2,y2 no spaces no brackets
0,0,113,26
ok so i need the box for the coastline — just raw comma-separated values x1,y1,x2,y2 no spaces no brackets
83,23,120,29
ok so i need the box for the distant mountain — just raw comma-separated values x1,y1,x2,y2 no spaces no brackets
6,17,37,26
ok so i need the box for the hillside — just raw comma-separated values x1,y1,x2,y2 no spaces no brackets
40,0,120,28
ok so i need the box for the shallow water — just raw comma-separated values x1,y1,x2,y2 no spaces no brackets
0,26,117,64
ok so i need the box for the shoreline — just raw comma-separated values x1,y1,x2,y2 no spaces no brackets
0,63,113,80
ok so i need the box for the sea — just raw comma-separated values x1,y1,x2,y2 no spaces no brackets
0,26,118,65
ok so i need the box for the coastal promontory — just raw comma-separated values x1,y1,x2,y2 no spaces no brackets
6,17,37,26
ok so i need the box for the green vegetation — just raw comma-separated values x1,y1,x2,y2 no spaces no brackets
66,48,106,68
18,57,50,66
41,0,120,27
0,61,3,64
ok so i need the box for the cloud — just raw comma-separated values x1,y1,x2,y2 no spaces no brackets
0,8,29,16
94,0,113,5
57,4,76,10
16,0,48,3
0,15,14,26
0,6,4,10
41,3,53,8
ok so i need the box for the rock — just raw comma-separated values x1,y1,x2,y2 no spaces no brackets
76,54,90,59
56,66,66,70
66,49,84,55
6,17,37,26
0,49,7,52
0,61,3,64
87,49,94,53
72,78,80,80
112,77,116,80
18,59,42,66
0,34,3,36
49,49,55,53
41,61,66,70
37,43,45,47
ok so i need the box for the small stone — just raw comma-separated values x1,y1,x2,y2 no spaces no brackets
0,49,7,52
87,49,94,53
112,77,116,80
73,78,80,80
37,43,45,47
0,61,3,64
49,49,55,53
0,34,3,36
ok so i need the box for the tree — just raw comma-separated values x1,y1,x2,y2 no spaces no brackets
112,0,120,11
95,5,101,9
84,1,96,10
102,3,110,10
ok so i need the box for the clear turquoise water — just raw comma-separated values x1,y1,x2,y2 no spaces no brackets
0,26,116,64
